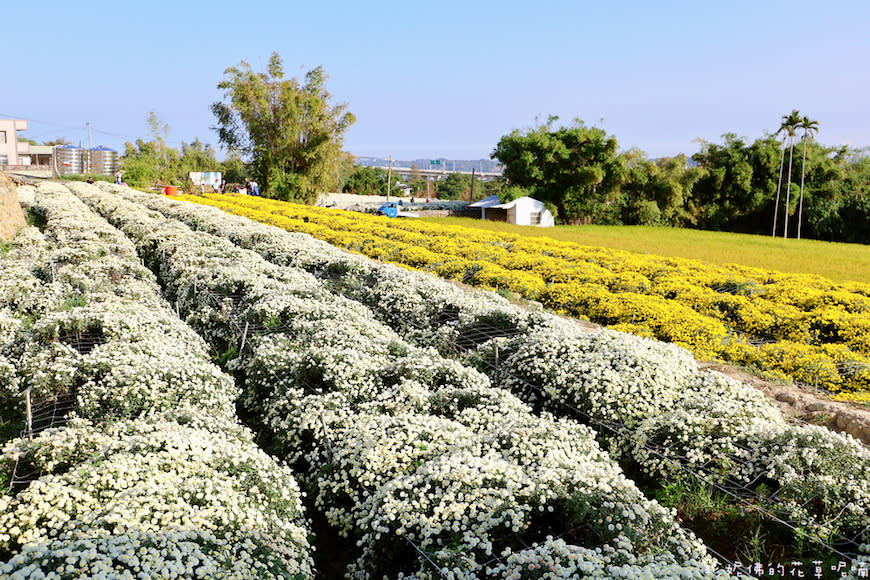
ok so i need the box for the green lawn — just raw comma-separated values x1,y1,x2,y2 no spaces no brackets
423,218,870,285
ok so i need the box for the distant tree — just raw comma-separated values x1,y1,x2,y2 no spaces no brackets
691,133,781,232
180,138,220,173
121,139,163,187
407,178,428,194
42,138,70,146
121,127,222,189
773,125,788,236
492,117,627,223
478,179,506,202
785,141,846,241
825,152,870,243
621,152,704,226
333,151,357,193
435,173,473,200
221,153,250,185
797,115,820,239
410,161,422,183
212,52,355,203
343,166,402,196
146,110,171,167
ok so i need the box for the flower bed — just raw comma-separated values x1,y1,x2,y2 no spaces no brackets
1,410,312,578
137,187,870,561
180,192,870,402
0,183,313,578
4,183,238,419
73,182,728,578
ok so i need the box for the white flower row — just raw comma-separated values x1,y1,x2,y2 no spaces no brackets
0,225,49,404
75,184,730,578
486,535,734,580
5,183,238,418
0,409,312,579
1,182,313,578
123,186,870,552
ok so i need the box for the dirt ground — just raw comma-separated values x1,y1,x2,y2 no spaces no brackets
698,361,870,445
0,172,27,242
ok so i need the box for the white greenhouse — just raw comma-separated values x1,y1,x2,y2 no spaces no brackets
469,195,555,227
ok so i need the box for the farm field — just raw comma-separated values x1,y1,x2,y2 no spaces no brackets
179,192,870,404
423,218,870,286
2,181,869,578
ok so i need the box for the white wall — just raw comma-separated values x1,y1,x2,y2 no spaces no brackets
0,120,28,165
509,197,554,227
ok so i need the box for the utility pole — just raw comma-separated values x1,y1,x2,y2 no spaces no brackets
469,167,476,202
87,122,93,174
386,155,393,202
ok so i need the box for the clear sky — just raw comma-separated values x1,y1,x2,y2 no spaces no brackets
3,1,868,161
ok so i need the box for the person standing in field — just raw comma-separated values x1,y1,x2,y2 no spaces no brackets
251,180,260,196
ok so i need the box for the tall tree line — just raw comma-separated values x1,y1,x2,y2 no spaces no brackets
492,116,870,243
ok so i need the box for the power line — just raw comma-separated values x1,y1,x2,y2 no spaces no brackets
0,112,206,147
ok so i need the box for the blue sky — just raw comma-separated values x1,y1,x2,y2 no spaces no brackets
3,1,868,160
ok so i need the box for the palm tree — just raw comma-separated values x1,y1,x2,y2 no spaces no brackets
796,115,819,240
780,109,803,238
772,126,788,237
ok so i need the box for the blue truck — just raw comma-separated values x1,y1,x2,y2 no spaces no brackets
375,201,418,218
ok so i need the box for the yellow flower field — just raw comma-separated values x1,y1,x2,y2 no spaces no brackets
178,192,870,403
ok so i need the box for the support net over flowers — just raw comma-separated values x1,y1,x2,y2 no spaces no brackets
70,182,737,579
118,183,870,573
0,183,313,578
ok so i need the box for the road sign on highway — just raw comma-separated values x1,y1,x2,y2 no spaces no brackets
429,159,441,166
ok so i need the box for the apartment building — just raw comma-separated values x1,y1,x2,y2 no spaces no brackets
0,119,29,167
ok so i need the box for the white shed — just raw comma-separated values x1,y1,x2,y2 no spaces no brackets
469,195,554,227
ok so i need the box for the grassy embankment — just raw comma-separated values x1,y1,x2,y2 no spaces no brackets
425,218,870,285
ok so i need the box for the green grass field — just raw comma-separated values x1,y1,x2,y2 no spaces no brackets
423,218,870,285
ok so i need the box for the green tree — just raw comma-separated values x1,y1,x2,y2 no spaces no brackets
342,166,402,196
478,179,506,202
146,110,171,167
221,153,250,185
211,52,355,203
410,161,422,183
120,126,221,189
333,151,357,193
787,142,849,241
408,179,428,195
621,152,704,226
492,117,627,223
180,138,220,173
797,115,820,239
435,173,474,200
691,133,782,232
121,139,164,187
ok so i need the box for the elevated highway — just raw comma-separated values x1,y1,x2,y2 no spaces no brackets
370,166,502,180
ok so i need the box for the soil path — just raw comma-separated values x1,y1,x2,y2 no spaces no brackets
0,172,27,241
698,361,870,446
